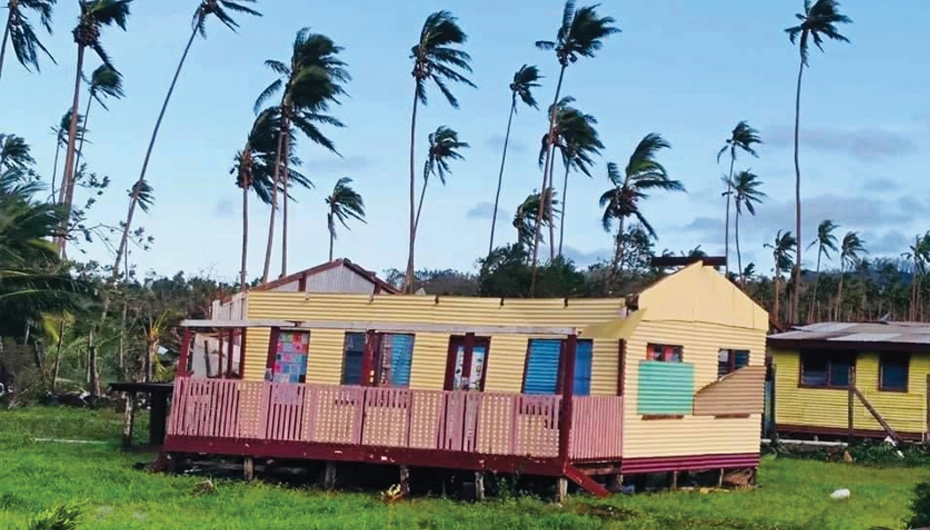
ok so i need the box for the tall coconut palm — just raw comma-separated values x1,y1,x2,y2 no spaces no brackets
412,126,468,249
405,10,475,293
765,230,797,324
73,64,123,172
717,121,761,275
487,64,541,256
903,233,930,321
806,219,838,322
57,0,131,257
0,133,35,173
725,170,765,286
325,177,365,262
541,97,602,258
599,134,685,276
0,0,56,82
255,31,347,281
785,0,852,320
835,231,866,320
48,110,83,201
113,1,259,286
530,1,618,283
514,189,559,247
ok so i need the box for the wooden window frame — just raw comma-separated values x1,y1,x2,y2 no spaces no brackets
646,343,683,363
264,327,309,384
717,348,750,378
372,332,414,388
798,350,856,390
520,337,594,396
444,334,491,391
340,331,368,385
207,328,245,380
878,352,910,393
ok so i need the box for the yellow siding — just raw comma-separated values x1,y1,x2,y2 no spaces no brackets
622,320,766,459
773,349,929,434
243,291,624,394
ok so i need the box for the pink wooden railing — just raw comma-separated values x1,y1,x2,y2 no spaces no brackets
168,378,623,460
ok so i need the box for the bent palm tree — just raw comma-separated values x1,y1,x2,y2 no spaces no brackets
599,134,685,276
542,97,602,257
531,1,618,285
725,170,765,286
835,231,865,319
325,177,366,262
765,230,797,324
49,110,83,201
785,0,852,320
254,28,348,281
114,0,260,283
0,132,35,173
58,0,131,257
0,0,56,82
806,219,838,322
74,64,123,172
405,10,475,293
488,64,541,255
717,121,761,275
514,189,559,247
412,126,468,254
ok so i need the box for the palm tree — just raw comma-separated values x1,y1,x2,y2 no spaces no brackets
405,10,475,293
57,0,131,257
254,28,348,281
0,0,56,82
542,96,602,258
903,233,930,321
717,121,761,275
0,133,35,173
765,230,797,324
599,133,685,275
487,64,541,256
785,0,852,320
325,177,366,262
73,64,123,172
725,170,765,286
48,110,82,200
806,219,839,322
514,189,559,247
113,0,260,283
531,1,618,283
835,231,866,320
412,126,468,259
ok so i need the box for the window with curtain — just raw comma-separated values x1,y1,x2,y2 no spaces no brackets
879,353,909,392
375,333,415,388
522,338,593,396
717,349,750,377
800,351,855,388
647,343,683,362
341,332,367,385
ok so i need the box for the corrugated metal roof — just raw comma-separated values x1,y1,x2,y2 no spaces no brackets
769,321,930,347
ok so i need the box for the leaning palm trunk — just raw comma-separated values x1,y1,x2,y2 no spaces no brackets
240,178,249,291
50,139,62,202
612,217,626,273
808,252,823,324
773,275,781,324
488,97,516,256
262,118,288,283
73,95,95,178
724,156,735,275
404,89,420,293
529,65,567,293
280,120,292,279
557,162,570,258
791,58,805,323
0,9,12,83
327,214,335,262
113,26,199,283
57,45,87,256
835,264,845,320
735,210,743,286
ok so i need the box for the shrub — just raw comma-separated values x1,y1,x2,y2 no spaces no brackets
27,502,83,530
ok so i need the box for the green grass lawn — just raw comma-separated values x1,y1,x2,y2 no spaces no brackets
0,406,922,529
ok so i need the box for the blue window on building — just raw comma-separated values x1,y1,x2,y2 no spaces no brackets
341,332,367,385
880,353,909,392
717,349,750,377
523,338,593,396
378,333,414,388
800,351,855,388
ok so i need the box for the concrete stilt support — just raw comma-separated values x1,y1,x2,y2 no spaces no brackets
474,472,485,501
556,477,568,503
670,471,678,490
718,468,725,488
243,457,254,482
399,465,410,496
323,462,337,490
609,473,623,492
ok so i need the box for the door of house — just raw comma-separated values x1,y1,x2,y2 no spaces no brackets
447,336,491,391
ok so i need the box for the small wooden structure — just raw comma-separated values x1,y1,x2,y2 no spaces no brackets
164,262,769,495
770,321,930,441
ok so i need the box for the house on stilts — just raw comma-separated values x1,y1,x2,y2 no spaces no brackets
164,260,768,496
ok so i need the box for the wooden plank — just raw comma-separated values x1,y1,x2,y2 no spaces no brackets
853,388,900,443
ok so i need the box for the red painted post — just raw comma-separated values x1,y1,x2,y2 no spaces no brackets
217,328,225,378
239,328,247,380
558,334,578,471
226,328,235,379
265,327,281,381
361,330,376,387
178,327,192,376
461,333,475,390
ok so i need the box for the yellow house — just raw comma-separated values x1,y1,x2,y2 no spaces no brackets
165,261,768,495
769,322,930,441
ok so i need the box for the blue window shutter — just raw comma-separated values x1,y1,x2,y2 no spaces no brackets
734,351,750,369
341,332,366,385
524,339,561,395
388,334,414,387
573,340,593,396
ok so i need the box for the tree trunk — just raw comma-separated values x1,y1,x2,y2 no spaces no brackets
488,98,516,256
835,263,845,320
57,44,87,257
724,154,735,276
50,141,61,203
145,336,157,383
809,250,822,324
612,217,626,273
328,214,335,262
735,208,743,286
791,57,805,323
0,8,13,83
87,329,100,397
118,298,128,375
404,87,420,293
240,181,249,291
112,26,199,283
774,274,781,324
73,95,94,178
262,115,288,283
529,64,567,294
280,120,292,279
51,321,64,392
557,162,570,258
414,171,429,235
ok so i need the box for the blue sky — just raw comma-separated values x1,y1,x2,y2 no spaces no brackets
3,0,928,282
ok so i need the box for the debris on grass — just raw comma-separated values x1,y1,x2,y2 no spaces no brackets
192,479,216,497
27,502,84,530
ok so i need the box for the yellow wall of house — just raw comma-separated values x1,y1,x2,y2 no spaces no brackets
242,292,624,395
622,319,766,459
772,349,929,434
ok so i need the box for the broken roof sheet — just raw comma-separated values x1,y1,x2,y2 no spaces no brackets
768,321,930,351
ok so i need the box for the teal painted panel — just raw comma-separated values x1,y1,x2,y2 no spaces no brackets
637,361,695,415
